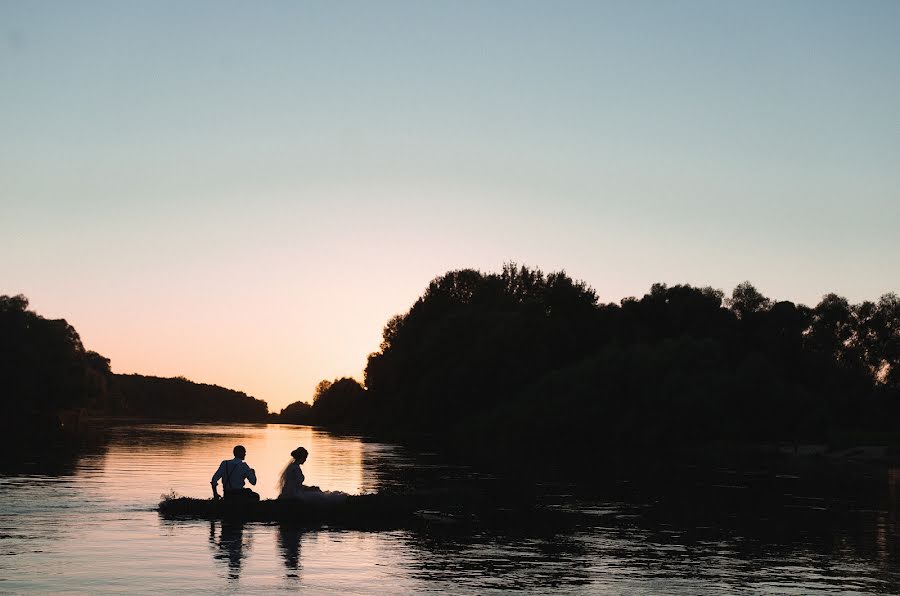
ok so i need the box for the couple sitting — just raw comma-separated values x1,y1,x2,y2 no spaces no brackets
211,444,346,503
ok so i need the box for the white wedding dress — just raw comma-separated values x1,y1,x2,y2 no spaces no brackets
278,462,348,504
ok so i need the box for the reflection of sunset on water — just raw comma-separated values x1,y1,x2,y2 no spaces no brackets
5,423,900,592
97,424,368,500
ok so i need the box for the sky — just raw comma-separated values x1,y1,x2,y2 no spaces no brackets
2,1,898,411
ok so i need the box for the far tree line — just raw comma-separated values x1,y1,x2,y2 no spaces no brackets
4,264,898,453
0,295,268,435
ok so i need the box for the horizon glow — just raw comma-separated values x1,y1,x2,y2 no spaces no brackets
2,1,898,410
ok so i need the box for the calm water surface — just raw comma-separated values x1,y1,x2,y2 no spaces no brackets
1,424,899,594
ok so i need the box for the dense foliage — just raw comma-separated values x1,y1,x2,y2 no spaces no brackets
279,377,366,427
1,294,268,427
0,294,113,421
278,400,312,424
112,374,268,422
290,265,899,451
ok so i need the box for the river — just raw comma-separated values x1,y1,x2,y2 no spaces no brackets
1,423,898,593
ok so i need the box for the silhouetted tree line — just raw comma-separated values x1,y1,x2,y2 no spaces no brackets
1,294,268,430
279,377,366,427
285,265,899,453
112,374,268,422
1,295,114,434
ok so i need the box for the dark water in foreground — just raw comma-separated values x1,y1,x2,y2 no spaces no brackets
1,424,899,594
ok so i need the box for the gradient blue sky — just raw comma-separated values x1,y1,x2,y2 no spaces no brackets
2,1,898,409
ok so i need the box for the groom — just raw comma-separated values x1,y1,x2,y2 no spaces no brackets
211,445,260,502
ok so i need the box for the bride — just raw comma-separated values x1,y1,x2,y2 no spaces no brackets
278,446,348,503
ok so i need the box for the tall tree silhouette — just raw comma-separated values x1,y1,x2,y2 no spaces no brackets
309,267,900,452
364,264,601,431
0,294,109,421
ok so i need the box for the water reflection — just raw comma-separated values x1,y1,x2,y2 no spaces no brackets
1,428,109,477
88,424,372,501
3,423,900,593
882,467,900,564
276,524,304,579
209,520,251,581
404,530,593,591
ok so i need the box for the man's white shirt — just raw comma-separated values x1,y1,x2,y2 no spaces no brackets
211,457,257,490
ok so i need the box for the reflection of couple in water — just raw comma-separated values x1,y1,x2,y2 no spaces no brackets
207,445,347,583
211,444,347,504
209,519,248,581
209,519,305,581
